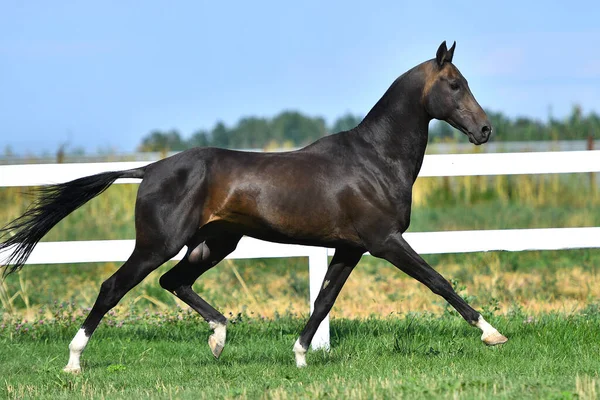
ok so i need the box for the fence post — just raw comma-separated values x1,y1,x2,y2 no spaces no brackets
308,247,330,350
588,132,596,196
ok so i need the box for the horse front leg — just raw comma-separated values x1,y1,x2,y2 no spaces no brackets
293,247,363,367
368,232,508,346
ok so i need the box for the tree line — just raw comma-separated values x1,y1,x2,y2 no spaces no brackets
139,105,599,152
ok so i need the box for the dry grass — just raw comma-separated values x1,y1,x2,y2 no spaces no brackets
200,260,600,319
4,253,599,322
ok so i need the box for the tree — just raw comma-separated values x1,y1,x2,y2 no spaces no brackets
210,122,230,148
330,113,363,133
138,129,186,152
137,105,600,153
230,117,271,149
429,120,457,140
486,110,512,141
188,129,210,148
271,111,327,146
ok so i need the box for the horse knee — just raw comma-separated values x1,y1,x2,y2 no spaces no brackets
159,266,196,292
159,272,178,292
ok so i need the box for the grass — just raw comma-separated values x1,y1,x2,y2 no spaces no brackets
1,308,600,399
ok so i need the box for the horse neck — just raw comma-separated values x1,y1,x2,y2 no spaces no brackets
354,69,432,182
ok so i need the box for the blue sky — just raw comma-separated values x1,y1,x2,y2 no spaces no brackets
1,1,599,155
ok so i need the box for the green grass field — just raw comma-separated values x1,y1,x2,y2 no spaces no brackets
2,309,599,399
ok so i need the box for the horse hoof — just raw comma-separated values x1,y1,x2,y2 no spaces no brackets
208,335,224,358
63,366,81,374
208,321,226,359
293,339,307,368
482,331,508,346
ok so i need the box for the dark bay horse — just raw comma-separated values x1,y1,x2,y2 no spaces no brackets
0,41,507,372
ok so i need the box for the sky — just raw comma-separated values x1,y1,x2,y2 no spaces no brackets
1,1,599,155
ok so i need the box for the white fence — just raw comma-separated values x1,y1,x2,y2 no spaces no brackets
2,150,600,350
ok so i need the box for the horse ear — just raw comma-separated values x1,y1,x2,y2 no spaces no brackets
436,41,455,66
446,41,456,63
436,41,448,66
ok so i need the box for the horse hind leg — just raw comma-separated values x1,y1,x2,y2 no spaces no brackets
63,245,177,373
159,233,242,359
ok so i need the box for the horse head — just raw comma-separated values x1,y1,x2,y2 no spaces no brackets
421,41,492,145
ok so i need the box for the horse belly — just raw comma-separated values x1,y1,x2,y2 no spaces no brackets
218,188,354,246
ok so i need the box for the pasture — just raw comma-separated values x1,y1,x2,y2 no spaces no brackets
2,310,599,399
2,169,600,399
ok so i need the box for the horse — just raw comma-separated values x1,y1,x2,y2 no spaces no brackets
0,41,507,372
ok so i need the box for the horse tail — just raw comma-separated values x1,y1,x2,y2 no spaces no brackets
0,167,146,277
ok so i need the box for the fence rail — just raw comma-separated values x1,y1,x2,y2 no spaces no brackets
2,150,600,350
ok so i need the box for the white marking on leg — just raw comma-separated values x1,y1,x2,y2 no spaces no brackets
322,280,330,290
475,315,498,339
293,338,307,368
63,329,89,373
208,321,227,358
473,315,508,346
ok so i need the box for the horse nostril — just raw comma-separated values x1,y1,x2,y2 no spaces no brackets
481,125,491,136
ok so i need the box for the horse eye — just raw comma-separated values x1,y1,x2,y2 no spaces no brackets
450,81,460,91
